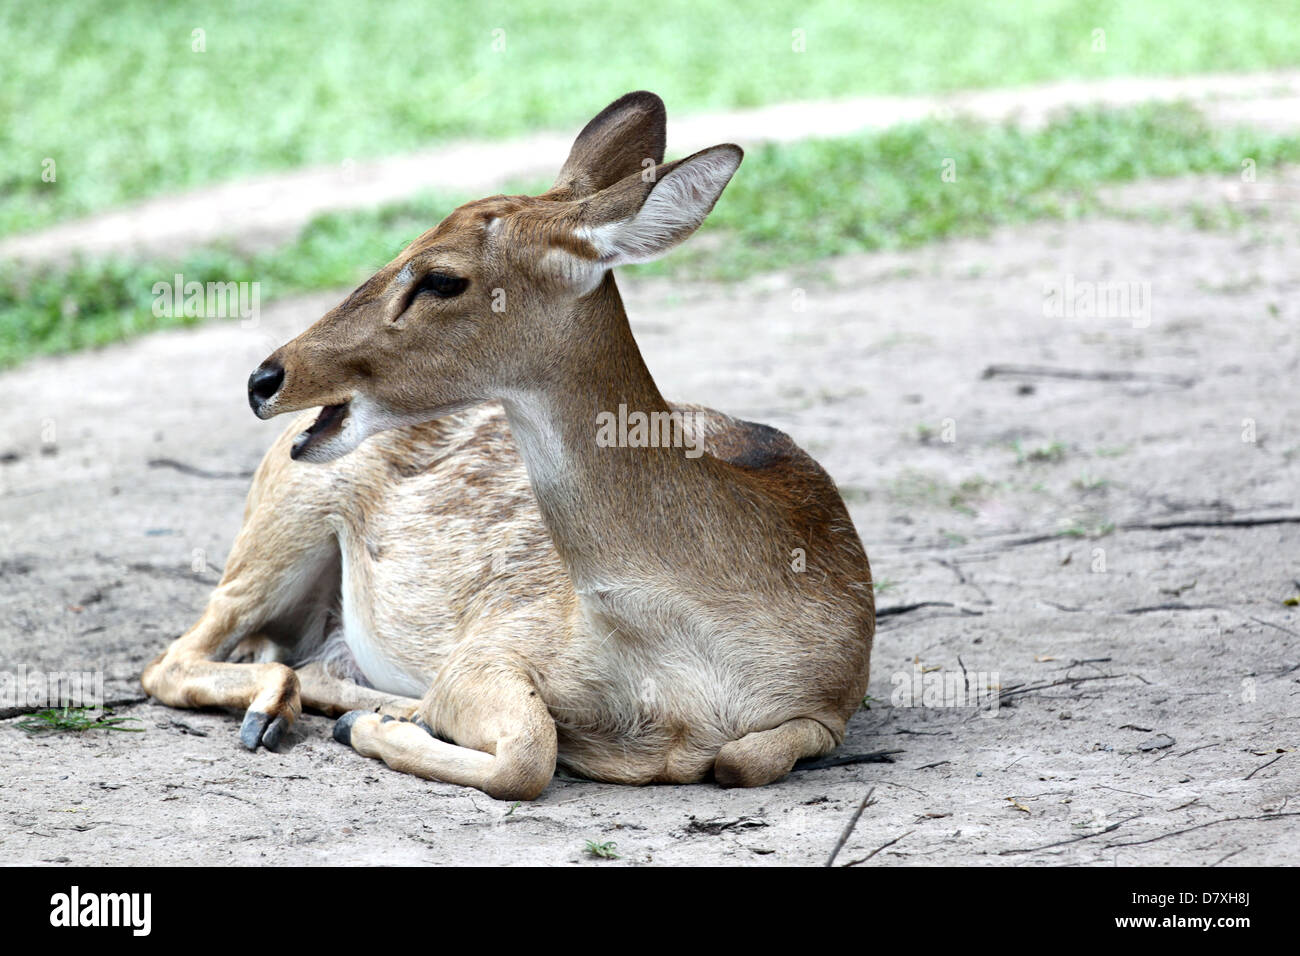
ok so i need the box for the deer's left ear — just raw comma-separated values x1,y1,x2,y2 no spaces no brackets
578,144,743,266
551,91,667,200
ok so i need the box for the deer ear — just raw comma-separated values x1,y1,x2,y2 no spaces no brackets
579,144,743,266
551,91,666,200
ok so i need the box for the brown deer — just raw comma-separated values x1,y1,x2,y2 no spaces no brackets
141,91,874,800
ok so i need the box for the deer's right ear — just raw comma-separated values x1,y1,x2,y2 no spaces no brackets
550,91,667,199
576,144,743,267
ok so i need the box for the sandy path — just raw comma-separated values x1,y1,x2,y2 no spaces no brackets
2,168,1297,865
4,70,1300,266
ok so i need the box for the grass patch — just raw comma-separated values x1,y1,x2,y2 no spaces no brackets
17,706,143,734
6,0,1300,235
662,103,1300,279
1014,440,1069,465
5,104,1300,368
584,840,621,860
889,470,992,515
1057,520,1115,538
1094,445,1130,458
1071,474,1110,491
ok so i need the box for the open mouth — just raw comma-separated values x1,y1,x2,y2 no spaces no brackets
291,402,350,460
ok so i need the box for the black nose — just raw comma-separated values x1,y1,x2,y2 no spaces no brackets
248,363,285,413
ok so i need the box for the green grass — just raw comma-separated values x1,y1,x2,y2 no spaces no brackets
1072,474,1110,491
5,0,1300,235
584,840,621,859
668,103,1300,279
1014,440,1070,465
4,103,1300,368
888,470,993,516
1057,521,1116,538
17,706,143,734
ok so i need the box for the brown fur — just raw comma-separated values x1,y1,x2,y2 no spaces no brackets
141,91,873,799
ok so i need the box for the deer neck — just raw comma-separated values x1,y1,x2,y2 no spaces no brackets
500,273,700,585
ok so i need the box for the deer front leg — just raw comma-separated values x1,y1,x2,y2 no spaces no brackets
141,440,338,750
142,616,303,751
332,663,557,801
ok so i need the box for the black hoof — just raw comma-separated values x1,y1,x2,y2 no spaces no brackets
333,709,369,746
262,715,289,751
240,710,270,751
240,710,291,751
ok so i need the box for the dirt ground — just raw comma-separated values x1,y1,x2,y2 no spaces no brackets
2,168,1299,866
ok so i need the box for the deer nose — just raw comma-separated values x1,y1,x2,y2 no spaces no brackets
248,362,285,414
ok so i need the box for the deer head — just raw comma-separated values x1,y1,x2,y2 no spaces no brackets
247,91,742,463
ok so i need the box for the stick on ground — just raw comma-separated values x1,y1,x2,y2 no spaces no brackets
825,786,876,867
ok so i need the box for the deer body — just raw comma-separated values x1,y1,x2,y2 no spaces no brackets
142,92,873,799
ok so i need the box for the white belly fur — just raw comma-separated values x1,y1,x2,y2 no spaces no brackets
331,518,429,698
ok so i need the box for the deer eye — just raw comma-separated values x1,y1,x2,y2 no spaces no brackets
415,272,469,299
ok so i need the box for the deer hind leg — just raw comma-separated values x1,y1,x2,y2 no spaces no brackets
713,717,837,788
293,661,422,718
333,662,557,801
141,425,340,750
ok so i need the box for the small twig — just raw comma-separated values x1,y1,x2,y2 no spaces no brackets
1244,753,1285,781
1210,848,1245,867
1094,784,1157,799
1041,600,1084,612
981,363,1195,388
877,601,981,618
1000,814,1141,855
1123,515,1300,531
880,779,928,797
794,750,902,772
911,514,1300,556
148,458,255,480
1105,812,1300,849
994,673,1126,704
207,789,260,807
842,830,914,867
890,728,952,736
824,787,875,868
1125,603,1221,614
934,558,994,605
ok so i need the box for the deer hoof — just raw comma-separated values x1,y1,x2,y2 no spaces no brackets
240,709,290,752
332,709,370,747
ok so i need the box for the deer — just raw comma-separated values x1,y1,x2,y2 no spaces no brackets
140,91,875,801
